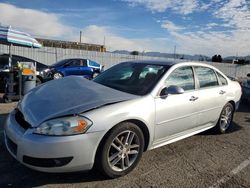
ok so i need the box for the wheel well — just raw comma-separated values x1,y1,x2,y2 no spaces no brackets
125,119,150,151
96,119,150,158
228,100,235,111
36,75,43,82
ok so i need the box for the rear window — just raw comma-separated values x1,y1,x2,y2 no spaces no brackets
194,66,219,88
88,61,100,68
216,72,228,85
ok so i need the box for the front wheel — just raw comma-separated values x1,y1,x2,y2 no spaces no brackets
96,122,144,178
216,103,234,134
53,72,63,80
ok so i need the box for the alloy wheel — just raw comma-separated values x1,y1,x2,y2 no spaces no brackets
107,130,140,172
53,72,63,79
220,105,233,132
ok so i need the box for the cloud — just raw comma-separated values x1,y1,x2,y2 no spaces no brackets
161,20,184,32
80,25,172,52
0,3,75,38
0,3,172,52
80,25,138,51
213,0,250,30
167,28,250,56
205,22,218,29
155,0,250,56
122,0,199,15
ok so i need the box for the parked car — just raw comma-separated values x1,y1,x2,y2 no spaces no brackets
0,54,49,92
241,73,250,103
4,61,241,178
48,58,103,80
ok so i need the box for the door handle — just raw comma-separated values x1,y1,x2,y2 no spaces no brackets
219,90,226,95
189,96,199,101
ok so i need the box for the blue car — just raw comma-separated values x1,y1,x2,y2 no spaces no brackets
241,73,250,103
48,58,103,80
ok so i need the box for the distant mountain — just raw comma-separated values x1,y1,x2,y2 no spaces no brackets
112,50,210,61
112,50,131,55
112,50,250,62
224,56,250,61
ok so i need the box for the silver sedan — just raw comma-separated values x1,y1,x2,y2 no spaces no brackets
4,61,242,178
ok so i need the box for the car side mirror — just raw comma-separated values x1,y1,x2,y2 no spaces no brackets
247,73,250,77
160,85,184,98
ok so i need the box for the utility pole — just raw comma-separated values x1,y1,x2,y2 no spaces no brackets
173,45,176,59
103,36,106,46
80,31,82,43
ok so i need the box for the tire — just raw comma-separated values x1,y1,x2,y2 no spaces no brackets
92,72,99,79
3,95,12,103
53,72,63,80
36,77,42,86
96,122,144,178
215,103,234,134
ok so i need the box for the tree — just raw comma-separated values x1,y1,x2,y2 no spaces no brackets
217,55,222,62
211,54,223,62
130,51,139,55
212,55,218,62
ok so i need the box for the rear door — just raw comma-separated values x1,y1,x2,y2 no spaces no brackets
78,59,93,77
193,66,227,127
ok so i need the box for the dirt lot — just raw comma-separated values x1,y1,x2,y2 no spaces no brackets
0,94,250,188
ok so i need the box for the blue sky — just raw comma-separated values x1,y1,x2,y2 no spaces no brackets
0,0,249,56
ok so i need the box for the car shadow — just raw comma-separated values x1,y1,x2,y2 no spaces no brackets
245,116,250,123
0,96,5,103
0,113,8,130
0,143,110,188
17,169,108,187
237,102,250,113
200,121,242,136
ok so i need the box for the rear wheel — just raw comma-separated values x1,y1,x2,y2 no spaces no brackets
216,103,234,133
36,77,42,86
92,72,99,79
96,122,144,178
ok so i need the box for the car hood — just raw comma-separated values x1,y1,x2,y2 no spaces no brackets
19,76,139,127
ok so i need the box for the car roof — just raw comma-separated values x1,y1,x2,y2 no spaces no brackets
125,59,213,67
124,60,182,66
125,60,218,68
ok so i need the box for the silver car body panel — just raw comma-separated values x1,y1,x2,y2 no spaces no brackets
19,76,139,127
4,61,242,172
4,110,106,172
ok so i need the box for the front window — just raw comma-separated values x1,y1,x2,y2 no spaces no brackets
94,62,169,95
165,66,195,91
67,59,80,67
51,59,70,67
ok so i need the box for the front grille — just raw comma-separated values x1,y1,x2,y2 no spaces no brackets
15,109,31,130
6,136,17,156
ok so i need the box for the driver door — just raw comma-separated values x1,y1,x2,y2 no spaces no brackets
154,66,200,142
64,59,81,75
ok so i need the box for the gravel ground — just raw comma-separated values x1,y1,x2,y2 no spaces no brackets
0,94,249,188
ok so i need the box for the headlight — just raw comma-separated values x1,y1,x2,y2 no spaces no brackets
33,116,92,136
